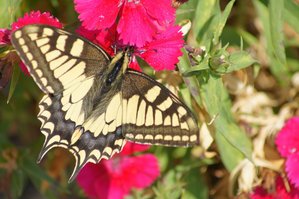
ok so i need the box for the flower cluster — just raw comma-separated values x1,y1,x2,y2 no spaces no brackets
0,11,63,75
74,0,184,71
251,176,299,199
275,117,299,188
76,142,160,199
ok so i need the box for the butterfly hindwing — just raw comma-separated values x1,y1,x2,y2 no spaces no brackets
37,91,126,182
11,25,110,94
122,69,199,146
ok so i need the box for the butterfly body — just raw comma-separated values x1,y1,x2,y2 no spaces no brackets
11,25,199,181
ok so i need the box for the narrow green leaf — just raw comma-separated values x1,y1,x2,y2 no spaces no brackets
188,0,218,48
213,0,236,44
10,170,25,199
269,0,287,66
199,73,252,169
182,168,208,199
284,0,299,35
235,28,259,47
7,64,21,103
177,48,202,107
21,155,57,189
226,51,258,73
215,131,244,171
253,0,290,86
176,0,199,22
0,0,21,27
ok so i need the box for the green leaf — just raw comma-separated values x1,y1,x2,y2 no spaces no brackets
225,51,258,73
177,48,203,107
176,0,199,22
21,155,57,190
154,169,185,199
253,0,290,86
7,64,21,103
188,0,219,48
0,0,21,27
10,170,25,199
181,168,208,199
213,0,236,44
284,0,299,35
215,131,244,171
199,73,252,170
269,0,287,66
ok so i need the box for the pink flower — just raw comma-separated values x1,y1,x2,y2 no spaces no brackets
0,29,11,45
11,11,62,31
74,0,175,47
78,23,183,71
76,25,100,44
276,117,299,158
77,142,160,199
251,176,299,199
135,25,183,71
276,117,299,187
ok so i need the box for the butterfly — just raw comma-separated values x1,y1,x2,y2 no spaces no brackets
11,25,199,181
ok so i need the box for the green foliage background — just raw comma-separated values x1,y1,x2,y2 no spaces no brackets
0,0,299,198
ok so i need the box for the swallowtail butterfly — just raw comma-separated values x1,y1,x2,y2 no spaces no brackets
11,25,199,181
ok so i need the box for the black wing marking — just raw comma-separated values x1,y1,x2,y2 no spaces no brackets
121,69,199,146
37,92,126,182
11,25,110,94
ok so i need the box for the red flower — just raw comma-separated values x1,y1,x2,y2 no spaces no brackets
276,117,299,187
276,117,299,158
74,0,175,47
0,29,11,45
77,142,160,199
78,23,183,71
135,25,183,71
251,176,299,199
11,11,62,31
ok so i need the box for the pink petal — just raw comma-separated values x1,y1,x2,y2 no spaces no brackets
104,154,160,189
275,175,299,199
250,176,299,199
128,56,142,71
121,142,150,156
76,25,100,43
19,62,30,76
118,2,156,47
75,0,120,31
126,154,160,188
142,0,175,26
95,24,118,56
0,29,11,45
250,186,274,199
95,179,129,199
137,25,183,71
80,154,159,199
11,11,62,31
275,117,299,157
286,153,299,189
77,163,108,199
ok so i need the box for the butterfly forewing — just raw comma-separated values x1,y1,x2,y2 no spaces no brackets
122,70,199,146
11,25,110,94
11,25,126,181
